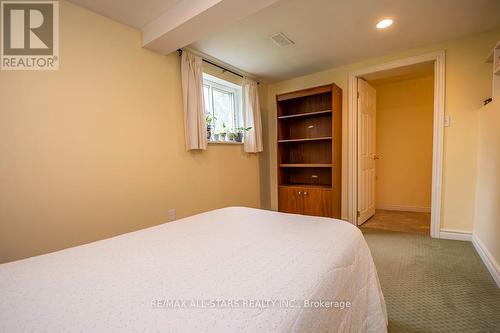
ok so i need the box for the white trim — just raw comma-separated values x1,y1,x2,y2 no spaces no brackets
439,229,472,241
208,141,243,145
375,204,431,213
472,234,500,288
348,51,446,239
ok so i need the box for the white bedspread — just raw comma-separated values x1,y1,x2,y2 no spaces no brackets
0,207,387,332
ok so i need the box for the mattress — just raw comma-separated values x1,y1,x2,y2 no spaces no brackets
0,207,387,332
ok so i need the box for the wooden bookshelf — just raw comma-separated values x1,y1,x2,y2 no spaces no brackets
278,110,332,120
279,183,332,189
278,136,332,143
277,84,342,218
280,163,332,168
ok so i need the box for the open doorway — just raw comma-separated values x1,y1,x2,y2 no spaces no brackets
348,52,445,238
358,63,434,234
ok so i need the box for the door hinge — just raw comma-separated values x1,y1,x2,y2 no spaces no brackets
357,92,360,99
357,211,361,217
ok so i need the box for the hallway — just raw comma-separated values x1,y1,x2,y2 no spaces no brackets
361,209,430,235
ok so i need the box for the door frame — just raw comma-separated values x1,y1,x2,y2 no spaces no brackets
347,51,445,238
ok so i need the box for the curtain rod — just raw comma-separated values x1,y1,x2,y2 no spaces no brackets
177,49,259,84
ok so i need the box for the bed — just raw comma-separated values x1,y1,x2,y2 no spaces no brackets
0,207,387,332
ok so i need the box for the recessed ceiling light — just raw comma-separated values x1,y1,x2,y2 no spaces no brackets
376,19,393,29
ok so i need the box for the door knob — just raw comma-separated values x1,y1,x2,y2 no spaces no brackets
304,191,308,196
298,191,302,195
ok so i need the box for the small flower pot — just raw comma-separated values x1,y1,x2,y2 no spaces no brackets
207,125,213,140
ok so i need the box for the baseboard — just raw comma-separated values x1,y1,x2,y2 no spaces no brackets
439,229,472,241
376,204,431,213
472,234,500,288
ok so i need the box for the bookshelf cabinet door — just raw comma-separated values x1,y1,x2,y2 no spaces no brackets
303,189,333,217
278,186,304,214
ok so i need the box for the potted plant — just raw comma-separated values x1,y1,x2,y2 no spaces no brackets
235,126,252,143
219,122,227,141
228,132,238,142
205,114,217,140
213,132,220,141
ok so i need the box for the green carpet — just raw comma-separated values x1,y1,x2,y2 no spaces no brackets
362,229,500,332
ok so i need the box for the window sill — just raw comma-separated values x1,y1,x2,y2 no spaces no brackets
208,140,243,145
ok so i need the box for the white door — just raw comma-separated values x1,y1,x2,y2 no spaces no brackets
357,78,377,225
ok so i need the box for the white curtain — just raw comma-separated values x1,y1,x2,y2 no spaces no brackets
181,51,207,150
242,77,263,153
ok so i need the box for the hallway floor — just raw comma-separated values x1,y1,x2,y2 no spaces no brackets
361,209,430,235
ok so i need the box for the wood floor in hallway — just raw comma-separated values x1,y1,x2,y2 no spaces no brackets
360,209,430,235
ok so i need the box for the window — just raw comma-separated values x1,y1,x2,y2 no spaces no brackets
203,73,243,142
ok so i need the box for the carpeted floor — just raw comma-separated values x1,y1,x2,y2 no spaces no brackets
362,229,500,332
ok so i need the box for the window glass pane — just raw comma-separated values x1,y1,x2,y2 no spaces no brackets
203,85,210,115
202,72,242,141
212,88,234,133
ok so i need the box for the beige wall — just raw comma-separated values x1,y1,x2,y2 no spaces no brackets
474,100,500,274
373,76,434,211
264,28,500,232
0,1,261,263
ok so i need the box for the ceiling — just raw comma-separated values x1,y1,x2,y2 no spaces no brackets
190,0,500,81
68,0,281,56
68,0,500,82
366,62,434,86
68,0,181,29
